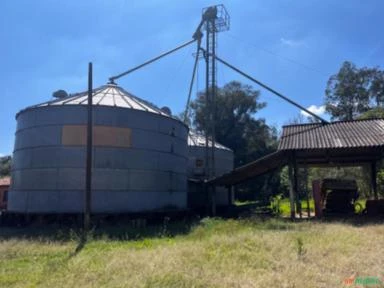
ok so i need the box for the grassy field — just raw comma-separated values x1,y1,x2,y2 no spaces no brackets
1,217,384,288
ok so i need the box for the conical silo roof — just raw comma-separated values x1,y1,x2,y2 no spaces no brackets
188,131,232,151
22,83,170,117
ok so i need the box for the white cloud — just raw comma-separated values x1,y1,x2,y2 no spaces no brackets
280,37,306,47
301,105,326,117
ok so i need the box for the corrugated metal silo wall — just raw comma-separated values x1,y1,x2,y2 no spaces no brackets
187,146,234,206
9,105,188,213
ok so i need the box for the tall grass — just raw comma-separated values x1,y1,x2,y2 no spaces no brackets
1,217,383,287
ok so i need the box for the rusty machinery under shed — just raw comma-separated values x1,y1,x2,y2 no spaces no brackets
209,118,384,218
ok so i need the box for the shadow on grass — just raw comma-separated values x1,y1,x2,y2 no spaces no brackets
0,202,273,242
67,235,87,258
0,217,199,243
1,208,381,245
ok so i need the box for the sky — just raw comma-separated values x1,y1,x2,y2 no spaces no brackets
1,0,384,156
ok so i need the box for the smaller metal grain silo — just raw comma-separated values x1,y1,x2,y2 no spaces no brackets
187,131,234,207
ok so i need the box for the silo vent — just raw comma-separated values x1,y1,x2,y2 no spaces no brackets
52,90,68,99
161,106,172,115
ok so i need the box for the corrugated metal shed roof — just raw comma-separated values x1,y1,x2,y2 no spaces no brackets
23,83,171,117
279,119,384,150
188,131,232,151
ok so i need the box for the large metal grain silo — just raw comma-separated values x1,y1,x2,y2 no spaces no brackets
187,132,234,207
9,83,188,213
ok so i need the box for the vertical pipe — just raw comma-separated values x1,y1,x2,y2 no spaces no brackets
312,180,323,218
227,186,232,206
304,165,310,218
204,22,210,179
293,157,301,218
210,20,216,216
204,20,211,215
84,62,93,233
211,21,216,178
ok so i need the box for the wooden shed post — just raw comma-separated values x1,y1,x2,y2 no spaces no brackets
288,161,296,220
303,164,310,218
211,186,216,216
293,158,301,218
227,185,234,205
371,161,378,200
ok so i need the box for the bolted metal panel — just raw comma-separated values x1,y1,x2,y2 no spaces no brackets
131,129,173,152
16,109,37,131
57,169,86,190
158,117,189,139
16,106,88,130
9,84,189,213
96,108,159,131
158,153,187,174
9,170,22,190
128,170,186,192
34,106,88,127
15,126,62,150
91,169,131,191
8,190,27,212
16,106,88,129
13,147,86,170
9,190,61,213
12,169,58,190
27,190,60,213
59,147,87,168
30,147,62,169
12,149,32,170
58,190,84,213
94,148,159,170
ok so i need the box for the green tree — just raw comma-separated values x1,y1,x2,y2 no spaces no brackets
0,156,12,178
358,107,384,119
188,81,279,201
325,61,384,121
366,68,384,107
325,61,371,121
189,81,277,166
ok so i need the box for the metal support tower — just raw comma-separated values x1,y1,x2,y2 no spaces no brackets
200,5,230,180
199,5,229,215
205,12,217,179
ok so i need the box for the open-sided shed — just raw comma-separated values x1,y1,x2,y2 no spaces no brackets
209,119,384,217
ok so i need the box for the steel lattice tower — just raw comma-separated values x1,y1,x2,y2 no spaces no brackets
202,5,230,179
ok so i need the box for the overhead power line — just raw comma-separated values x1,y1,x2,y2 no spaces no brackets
224,33,329,77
